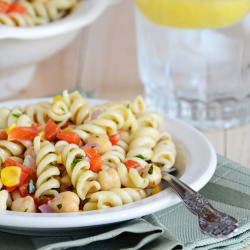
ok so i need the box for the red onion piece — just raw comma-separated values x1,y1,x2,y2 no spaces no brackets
83,143,99,149
38,204,53,213
23,147,36,170
91,110,101,120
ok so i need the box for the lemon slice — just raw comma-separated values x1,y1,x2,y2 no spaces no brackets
135,0,250,29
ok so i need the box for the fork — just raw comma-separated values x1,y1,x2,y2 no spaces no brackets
162,171,239,238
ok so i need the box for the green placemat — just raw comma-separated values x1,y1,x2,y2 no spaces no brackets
0,155,250,250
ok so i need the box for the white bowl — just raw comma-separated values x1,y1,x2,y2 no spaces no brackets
0,0,119,99
0,97,217,235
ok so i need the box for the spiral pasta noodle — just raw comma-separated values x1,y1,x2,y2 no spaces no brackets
48,101,71,126
0,0,79,27
0,141,24,162
74,103,137,141
102,131,130,168
83,188,146,211
126,127,160,164
24,102,50,125
0,107,33,129
34,136,60,198
61,144,100,200
152,133,176,170
117,163,149,189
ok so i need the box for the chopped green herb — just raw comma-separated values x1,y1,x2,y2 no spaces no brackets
0,158,2,168
54,121,60,124
40,195,46,201
27,179,36,194
52,136,58,142
148,165,154,175
140,172,144,177
57,203,62,210
12,113,21,118
136,154,145,160
72,155,84,167
82,198,90,207
47,177,52,181
60,107,65,111
50,162,55,166
96,135,99,138
126,104,130,109
24,208,28,212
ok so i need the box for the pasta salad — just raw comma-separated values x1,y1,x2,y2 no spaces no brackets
0,90,176,213
0,0,79,27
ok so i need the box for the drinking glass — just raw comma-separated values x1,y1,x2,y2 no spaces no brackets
135,0,250,129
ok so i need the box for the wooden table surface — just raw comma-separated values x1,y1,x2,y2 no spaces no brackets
8,0,250,248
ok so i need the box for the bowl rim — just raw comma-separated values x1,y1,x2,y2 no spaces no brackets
0,97,217,230
0,0,118,40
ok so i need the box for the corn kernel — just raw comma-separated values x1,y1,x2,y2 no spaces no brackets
53,96,64,103
1,166,21,187
151,185,162,195
57,154,62,164
6,123,16,134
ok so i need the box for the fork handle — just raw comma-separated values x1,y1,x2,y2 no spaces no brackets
162,173,213,215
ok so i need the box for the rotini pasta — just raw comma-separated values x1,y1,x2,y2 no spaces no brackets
0,107,33,129
83,188,146,211
34,136,60,198
152,133,177,170
0,0,79,27
0,90,176,213
61,144,100,200
0,140,24,162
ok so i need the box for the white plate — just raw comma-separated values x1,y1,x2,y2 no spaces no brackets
0,98,217,234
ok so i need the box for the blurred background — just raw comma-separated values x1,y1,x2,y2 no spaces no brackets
4,0,139,101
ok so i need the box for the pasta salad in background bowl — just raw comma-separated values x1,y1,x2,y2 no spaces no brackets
0,0,119,100
0,91,217,234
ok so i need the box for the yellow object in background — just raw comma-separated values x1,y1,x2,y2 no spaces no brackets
1,166,21,187
135,0,250,28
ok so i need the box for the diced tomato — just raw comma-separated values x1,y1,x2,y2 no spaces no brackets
8,127,39,141
2,158,23,168
18,182,29,197
61,122,68,129
124,160,141,169
90,158,103,173
0,1,9,13
7,3,27,15
83,148,101,160
0,130,8,140
109,132,121,145
57,130,80,145
45,120,60,141
34,197,53,207
83,148,102,172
